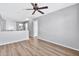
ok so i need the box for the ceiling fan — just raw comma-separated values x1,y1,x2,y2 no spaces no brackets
25,3,48,15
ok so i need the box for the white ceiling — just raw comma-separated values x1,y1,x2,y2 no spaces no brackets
0,3,76,21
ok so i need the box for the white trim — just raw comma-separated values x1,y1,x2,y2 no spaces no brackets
0,38,29,46
38,36,79,51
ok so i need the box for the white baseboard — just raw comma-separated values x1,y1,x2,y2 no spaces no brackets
0,38,29,46
38,36,79,51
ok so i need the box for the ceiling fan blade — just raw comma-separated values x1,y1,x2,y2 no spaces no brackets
25,9,33,10
38,10,44,14
38,6,48,9
32,10,36,15
31,3,35,7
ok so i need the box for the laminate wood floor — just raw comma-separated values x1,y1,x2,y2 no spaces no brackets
0,38,79,56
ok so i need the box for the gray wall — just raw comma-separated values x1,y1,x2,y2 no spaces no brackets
36,4,79,50
28,19,34,37
28,19,38,37
0,15,6,31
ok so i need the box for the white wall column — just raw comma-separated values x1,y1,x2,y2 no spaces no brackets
28,18,38,38
33,20,38,37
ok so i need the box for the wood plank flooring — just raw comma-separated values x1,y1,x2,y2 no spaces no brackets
0,38,79,56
